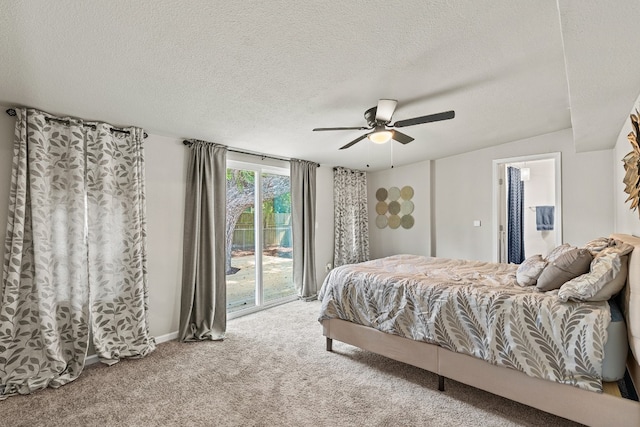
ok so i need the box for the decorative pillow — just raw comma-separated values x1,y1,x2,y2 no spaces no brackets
516,255,547,286
609,239,634,256
558,253,628,302
544,243,576,263
536,248,593,292
584,237,614,255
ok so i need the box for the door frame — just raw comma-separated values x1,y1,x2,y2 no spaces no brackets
226,160,295,319
491,152,562,262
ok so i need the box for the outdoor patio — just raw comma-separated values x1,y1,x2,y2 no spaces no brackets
226,253,294,312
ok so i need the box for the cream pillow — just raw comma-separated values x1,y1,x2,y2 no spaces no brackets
584,237,614,255
558,252,628,302
516,255,547,286
537,248,593,292
558,241,633,302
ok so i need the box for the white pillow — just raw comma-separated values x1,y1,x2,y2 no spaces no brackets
516,254,547,286
584,237,614,255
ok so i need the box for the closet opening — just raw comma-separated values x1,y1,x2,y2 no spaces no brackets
492,153,562,263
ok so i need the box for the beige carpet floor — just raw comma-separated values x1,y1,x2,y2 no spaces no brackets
1,300,580,426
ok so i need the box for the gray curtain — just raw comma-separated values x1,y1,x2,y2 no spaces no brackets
0,108,154,399
290,159,317,300
179,141,227,341
333,167,370,267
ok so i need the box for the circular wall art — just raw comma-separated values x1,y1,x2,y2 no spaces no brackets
400,200,414,215
388,200,401,215
401,214,414,229
388,186,400,201
375,188,388,202
388,215,401,229
375,215,388,228
374,185,415,229
400,186,414,200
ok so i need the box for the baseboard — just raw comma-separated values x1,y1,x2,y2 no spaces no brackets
156,331,179,344
84,331,179,366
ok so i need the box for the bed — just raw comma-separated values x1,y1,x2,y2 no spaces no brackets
318,233,640,426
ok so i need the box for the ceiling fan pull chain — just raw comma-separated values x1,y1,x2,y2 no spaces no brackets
391,141,394,169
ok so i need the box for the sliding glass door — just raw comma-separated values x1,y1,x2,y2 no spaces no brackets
226,161,294,316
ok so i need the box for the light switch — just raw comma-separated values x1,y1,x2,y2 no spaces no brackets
473,220,481,227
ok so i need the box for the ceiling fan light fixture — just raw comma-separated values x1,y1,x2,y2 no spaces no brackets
368,128,393,144
314,99,455,151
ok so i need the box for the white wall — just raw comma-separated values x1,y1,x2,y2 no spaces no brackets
0,109,14,267
0,105,334,337
522,159,556,257
314,166,334,286
433,129,614,261
367,161,431,259
614,93,640,234
144,134,187,336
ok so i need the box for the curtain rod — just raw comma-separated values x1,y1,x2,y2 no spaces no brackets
5,108,148,139
183,140,319,167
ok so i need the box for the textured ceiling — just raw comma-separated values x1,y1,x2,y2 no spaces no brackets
558,0,640,153
0,1,638,170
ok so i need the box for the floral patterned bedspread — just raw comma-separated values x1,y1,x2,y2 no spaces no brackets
318,255,610,392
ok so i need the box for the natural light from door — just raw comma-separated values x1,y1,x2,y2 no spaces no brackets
226,161,295,318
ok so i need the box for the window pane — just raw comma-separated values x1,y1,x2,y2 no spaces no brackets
226,168,256,313
262,173,294,303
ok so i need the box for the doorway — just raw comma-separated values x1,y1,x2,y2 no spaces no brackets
492,153,562,263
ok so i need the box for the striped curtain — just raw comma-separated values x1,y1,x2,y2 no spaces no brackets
507,167,524,264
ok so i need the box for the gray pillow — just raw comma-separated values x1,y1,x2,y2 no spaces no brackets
536,248,593,292
544,243,575,263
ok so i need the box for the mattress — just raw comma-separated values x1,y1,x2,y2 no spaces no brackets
603,299,629,382
319,255,622,392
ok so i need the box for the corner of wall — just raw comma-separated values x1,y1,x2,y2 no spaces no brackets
366,161,431,259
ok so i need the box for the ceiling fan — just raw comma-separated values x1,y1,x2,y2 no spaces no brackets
313,99,455,150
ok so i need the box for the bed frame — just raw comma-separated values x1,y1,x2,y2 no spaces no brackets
321,233,640,426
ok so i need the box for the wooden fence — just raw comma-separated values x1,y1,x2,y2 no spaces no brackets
232,212,291,251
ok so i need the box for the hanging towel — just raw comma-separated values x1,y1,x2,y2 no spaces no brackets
536,206,554,231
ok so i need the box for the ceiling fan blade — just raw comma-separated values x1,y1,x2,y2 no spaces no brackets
393,110,455,128
313,126,369,131
375,99,398,123
339,133,368,150
391,130,414,145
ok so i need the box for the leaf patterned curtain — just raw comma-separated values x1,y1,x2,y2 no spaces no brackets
1,109,90,398
333,167,370,267
0,108,155,399
86,124,155,363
